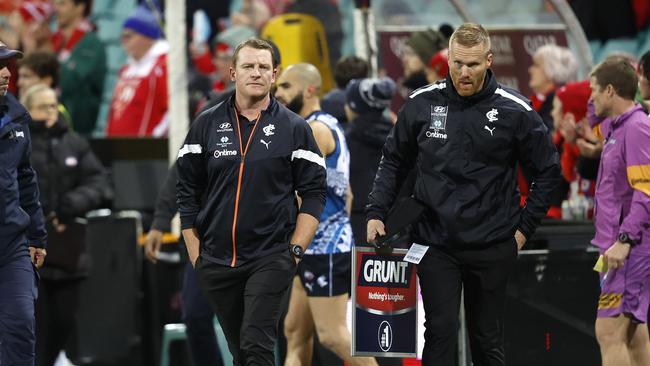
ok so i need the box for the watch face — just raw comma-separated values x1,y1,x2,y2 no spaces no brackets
291,245,303,257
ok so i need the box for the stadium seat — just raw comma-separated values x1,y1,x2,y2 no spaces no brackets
636,26,650,58
596,38,637,62
159,318,233,366
160,323,188,366
588,40,602,63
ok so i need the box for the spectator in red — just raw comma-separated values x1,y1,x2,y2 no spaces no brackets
0,0,53,94
17,0,53,53
105,5,169,137
0,0,52,52
552,80,596,213
429,48,449,79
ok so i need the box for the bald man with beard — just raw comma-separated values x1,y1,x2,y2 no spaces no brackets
275,64,377,366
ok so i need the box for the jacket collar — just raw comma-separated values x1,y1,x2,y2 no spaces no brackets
444,69,498,104
30,114,69,137
611,103,644,129
0,93,28,123
228,93,280,118
0,93,29,137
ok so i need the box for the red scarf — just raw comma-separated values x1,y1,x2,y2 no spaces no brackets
51,19,94,62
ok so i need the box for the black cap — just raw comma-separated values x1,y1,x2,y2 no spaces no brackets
0,41,23,60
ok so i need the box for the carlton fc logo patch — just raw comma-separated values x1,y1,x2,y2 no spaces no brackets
486,108,498,122
430,105,448,131
263,124,275,136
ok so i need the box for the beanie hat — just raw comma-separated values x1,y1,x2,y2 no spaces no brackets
406,28,447,66
212,25,256,55
430,48,449,78
123,5,162,39
555,80,591,122
346,77,397,114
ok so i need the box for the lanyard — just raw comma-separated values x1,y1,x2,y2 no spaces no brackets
233,110,261,157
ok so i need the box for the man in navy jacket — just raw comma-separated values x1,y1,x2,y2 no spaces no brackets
177,38,326,365
0,41,48,366
367,24,560,365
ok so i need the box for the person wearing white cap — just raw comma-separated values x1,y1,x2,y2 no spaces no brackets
0,40,48,366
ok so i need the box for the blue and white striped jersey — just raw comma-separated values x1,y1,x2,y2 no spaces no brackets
305,111,353,254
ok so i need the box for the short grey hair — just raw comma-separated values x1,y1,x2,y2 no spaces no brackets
534,44,577,85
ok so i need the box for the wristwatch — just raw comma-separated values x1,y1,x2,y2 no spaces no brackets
289,244,304,259
618,232,637,246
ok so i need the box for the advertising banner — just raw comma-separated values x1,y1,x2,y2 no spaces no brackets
352,246,418,357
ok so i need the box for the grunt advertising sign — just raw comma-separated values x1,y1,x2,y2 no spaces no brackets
352,246,418,357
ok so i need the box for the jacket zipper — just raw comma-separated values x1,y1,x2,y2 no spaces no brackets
231,111,261,267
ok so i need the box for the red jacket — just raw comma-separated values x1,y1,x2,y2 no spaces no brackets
106,41,169,137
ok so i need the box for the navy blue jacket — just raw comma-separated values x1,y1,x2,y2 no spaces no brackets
177,96,326,267
367,70,560,248
0,93,47,264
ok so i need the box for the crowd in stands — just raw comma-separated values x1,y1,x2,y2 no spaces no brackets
3,0,650,364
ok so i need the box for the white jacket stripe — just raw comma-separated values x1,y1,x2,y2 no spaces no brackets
495,88,532,111
177,144,202,158
291,149,326,169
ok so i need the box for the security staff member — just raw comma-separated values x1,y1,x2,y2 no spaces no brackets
367,24,560,365
177,38,326,365
0,41,48,366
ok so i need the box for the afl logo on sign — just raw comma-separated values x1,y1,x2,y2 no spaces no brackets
378,321,393,352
